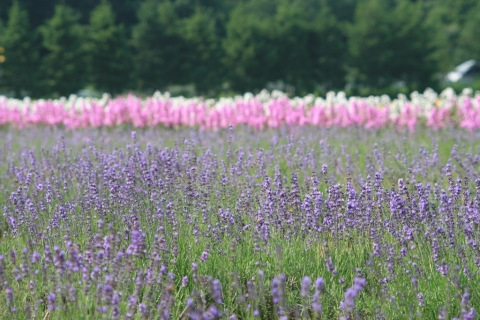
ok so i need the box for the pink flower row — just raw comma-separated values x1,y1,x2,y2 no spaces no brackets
1,92,479,131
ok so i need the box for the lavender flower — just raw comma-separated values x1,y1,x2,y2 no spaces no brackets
201,248,209,263
48,292,57,311
301,276,311,298
342,277,366,314
211,279,223,304
182,276,189,287
417,293,425,307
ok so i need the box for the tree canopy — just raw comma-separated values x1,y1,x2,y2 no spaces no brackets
0,0,479,98
39,4,86,96
0,1,40,96
85,1,131,94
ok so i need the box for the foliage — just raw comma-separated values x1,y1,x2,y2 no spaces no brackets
222,0,279,92
132,0,178,91
0,0,480,97
85,1,131,94
179,6,224,94
0,1,41,97
347,0,437,90
458,1,480,62
424,0,479,72
39,4,86,97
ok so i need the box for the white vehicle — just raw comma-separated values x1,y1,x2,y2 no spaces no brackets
446,59,480,83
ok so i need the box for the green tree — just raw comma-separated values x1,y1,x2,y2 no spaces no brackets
180,7,223,94
275,0,346,92
458,2,480,61
133,0,224,94
308,4,347,90
39,4,85,97
223,1,284,92
132,0,180,91
85,1,131,94
0,1,40,97
326,0,357,23
274,0,313,90
348,0,437,90
223,0,346,93
424,0,479,72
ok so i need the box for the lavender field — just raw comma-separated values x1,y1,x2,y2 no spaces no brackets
1,123,480,319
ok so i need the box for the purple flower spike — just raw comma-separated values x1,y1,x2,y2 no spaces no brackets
48,292,57,311
182,276,189,287
301,276,311,298
201,248,209,262
342,277,366,315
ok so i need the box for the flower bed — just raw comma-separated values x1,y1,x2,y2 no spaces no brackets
1,88,480,131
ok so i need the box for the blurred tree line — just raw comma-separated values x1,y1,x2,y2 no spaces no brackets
0,0,479,98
